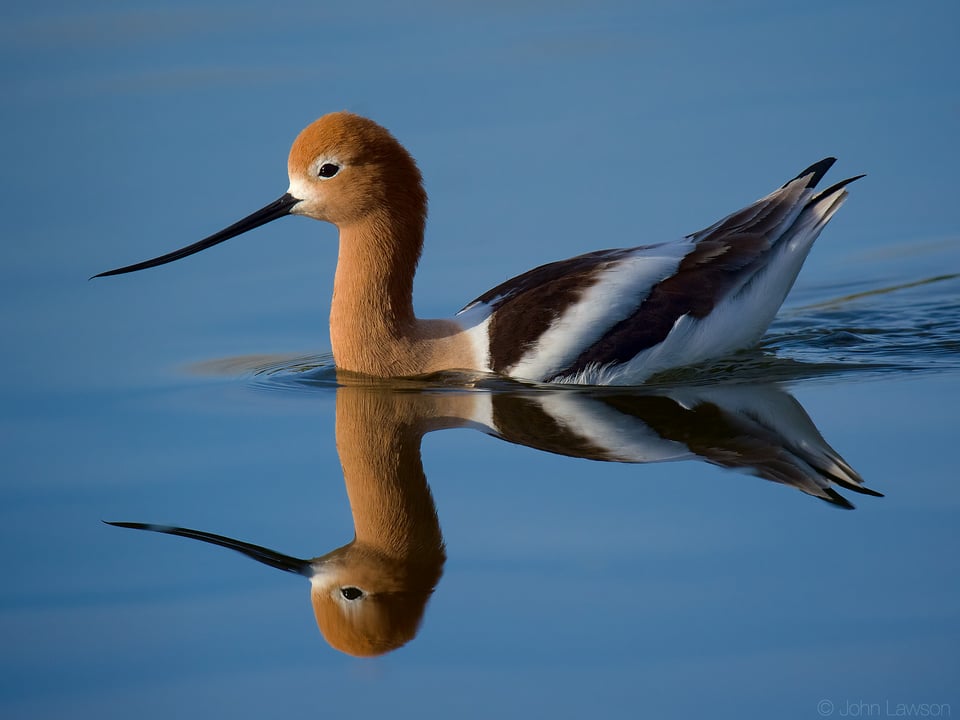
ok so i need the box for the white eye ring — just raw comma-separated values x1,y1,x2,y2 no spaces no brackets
310,155,344,181
317,162,340,179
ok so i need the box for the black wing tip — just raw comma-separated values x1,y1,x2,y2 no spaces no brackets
817,480,883,509
844,483,884,498
810,173,866,204
783,157,838,189
821,487,856,509
821,470,883,498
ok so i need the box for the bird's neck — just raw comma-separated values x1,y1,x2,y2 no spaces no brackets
329,209,477,377
330,209,421,374
334,388,448,560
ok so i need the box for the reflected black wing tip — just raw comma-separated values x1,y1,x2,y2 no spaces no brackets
820,488,856,510
818,481,883,509
848,484,884,498
823,472,884,498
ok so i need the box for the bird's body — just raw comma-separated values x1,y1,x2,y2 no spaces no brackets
96,112,861,385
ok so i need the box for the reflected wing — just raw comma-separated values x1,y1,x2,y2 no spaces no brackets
482,383,880,508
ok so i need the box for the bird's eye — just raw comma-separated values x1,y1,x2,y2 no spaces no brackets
340,586,363,601
318,163,340,179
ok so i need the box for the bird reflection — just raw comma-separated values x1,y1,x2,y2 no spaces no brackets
108,379,879,656
485,383,881,507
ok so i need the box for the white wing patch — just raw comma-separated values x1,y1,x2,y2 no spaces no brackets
507,242,691,381
533,392,693,462
559,190,850,385
453,301,494,372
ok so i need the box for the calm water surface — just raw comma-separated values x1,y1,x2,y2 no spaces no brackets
2,2,958,718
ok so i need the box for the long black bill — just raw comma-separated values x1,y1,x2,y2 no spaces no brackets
92,193,301,279
104,521,313,576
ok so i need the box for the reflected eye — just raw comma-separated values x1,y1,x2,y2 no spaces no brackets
340,586,364,601
318,163,340,179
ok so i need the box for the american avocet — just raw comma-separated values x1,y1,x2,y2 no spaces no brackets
108,388,456,657
96,112,862,384
104,381,877,656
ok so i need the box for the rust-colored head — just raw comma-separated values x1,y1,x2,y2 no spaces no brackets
93,111,427,279
308,541,444,657
287,112,427,229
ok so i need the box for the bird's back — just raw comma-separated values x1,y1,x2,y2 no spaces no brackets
457,158,860,385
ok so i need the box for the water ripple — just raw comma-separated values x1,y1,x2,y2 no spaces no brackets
765,272,960,378
196,272,960,393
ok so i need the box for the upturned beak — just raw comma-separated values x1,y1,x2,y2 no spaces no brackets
92,193,300,278
104,521,313,577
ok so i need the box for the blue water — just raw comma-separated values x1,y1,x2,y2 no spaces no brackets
2,1,959,718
